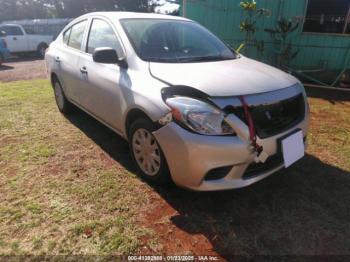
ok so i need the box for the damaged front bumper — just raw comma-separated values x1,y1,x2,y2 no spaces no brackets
153,85,310,191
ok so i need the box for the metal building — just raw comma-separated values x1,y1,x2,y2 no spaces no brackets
181,0,350,87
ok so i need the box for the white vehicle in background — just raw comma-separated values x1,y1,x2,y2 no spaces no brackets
0,24,53,57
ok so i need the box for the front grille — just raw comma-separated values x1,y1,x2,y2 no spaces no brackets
243,153,284,180
225,94,305,139
251,94,305,138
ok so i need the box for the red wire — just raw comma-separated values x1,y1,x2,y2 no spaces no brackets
239,96,263,154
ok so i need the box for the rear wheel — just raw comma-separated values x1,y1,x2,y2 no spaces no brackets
53,79,74,114
129,118,171,185
37,43,48,58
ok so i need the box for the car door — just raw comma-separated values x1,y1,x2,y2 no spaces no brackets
57,20,89,103
0,25,28,52
23,29,37,52
77,18,126,131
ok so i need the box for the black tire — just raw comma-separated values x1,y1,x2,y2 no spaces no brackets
128,118,171,185
37,43,48,58
52,79,74,114
0,54,3,67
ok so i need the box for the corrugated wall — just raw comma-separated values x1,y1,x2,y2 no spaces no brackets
182,0,350,71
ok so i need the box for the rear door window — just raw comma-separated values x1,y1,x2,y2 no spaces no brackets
63,28,71,45
67,20,87,51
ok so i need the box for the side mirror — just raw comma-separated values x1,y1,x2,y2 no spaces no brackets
93,47,127,68
0,30,7,37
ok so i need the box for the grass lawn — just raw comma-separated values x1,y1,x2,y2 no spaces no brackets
0,80,154,255
0,79,349,257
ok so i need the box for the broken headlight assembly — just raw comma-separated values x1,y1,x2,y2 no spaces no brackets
165,96,235,136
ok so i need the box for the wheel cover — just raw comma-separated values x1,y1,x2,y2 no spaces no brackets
54,82,64,110
132,128,161,176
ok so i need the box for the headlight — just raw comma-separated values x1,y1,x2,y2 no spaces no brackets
165,97,235,136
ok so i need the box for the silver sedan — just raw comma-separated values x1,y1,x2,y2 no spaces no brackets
45,12,310,191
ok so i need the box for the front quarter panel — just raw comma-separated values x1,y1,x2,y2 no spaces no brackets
120,67,170,137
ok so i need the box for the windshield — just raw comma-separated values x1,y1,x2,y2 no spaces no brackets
120,19,236,63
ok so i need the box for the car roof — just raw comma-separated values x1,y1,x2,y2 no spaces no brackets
79,11,190,22
0,24,21,27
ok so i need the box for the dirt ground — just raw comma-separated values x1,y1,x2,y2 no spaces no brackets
0,57,47,83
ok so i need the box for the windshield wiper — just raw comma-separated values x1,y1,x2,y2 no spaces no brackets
176,56,233,62
146,56,235,63
146,57,179,63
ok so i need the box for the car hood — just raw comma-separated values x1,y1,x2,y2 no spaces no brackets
149,56,299,97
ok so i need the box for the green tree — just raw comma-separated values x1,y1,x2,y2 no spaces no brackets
0,0,162,21
239,0,270,60
265,18,300,67
0,0,48,21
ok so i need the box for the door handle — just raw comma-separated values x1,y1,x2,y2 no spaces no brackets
80,66,88,74
13,37,17,41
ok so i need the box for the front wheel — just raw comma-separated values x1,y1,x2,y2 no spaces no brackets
129,118,171,185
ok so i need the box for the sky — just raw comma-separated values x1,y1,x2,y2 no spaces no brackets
154,0,180,14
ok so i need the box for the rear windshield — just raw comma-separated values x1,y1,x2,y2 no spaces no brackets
120,19,236,63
